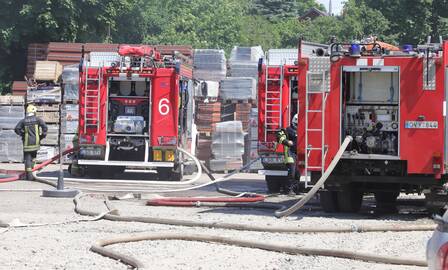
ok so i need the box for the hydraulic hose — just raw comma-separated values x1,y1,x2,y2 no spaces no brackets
275,136,353,218
91,232,428,269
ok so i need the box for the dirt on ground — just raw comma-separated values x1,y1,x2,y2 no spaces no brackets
0,165,434,270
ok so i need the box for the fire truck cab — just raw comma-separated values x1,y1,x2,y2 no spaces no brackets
72,45,194,180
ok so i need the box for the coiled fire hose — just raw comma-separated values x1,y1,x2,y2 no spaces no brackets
275,136,353,218
91,232,428,269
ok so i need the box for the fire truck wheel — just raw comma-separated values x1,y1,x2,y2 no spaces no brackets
336,185,363,213
319,190,339,213
425,191,447,216
265,176,282,194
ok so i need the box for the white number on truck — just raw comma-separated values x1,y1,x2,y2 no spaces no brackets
159,98,170,115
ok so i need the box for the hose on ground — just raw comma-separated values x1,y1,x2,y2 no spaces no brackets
74,193,436,234
275,136,353,218
146,194,266,206
0,148,75,184
91,232,428,269
33,147,203,187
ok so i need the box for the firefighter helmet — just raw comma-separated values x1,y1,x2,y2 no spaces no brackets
292,114,298,129
26,104,37,114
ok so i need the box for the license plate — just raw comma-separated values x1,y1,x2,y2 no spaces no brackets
404,121,438,129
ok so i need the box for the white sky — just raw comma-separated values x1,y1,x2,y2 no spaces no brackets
316,0,346,15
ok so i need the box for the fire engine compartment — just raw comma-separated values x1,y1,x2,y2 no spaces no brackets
342,70,400,157
107,79,151,161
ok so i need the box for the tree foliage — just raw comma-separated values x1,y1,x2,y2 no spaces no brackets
2,0,448,91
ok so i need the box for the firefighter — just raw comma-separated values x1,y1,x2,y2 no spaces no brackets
14,104,48,180
276,114,298,194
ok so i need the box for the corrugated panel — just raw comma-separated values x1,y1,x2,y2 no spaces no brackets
267,49,297,65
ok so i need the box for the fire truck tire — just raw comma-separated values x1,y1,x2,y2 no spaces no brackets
319,190,339,213
425,191,447,216
337,185,363,213
265,176,282,194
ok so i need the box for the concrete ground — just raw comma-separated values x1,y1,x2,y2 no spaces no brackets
0,164,435,270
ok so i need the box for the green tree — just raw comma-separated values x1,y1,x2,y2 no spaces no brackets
250,0,325,20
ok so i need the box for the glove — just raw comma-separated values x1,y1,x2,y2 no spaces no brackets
286,140,294,147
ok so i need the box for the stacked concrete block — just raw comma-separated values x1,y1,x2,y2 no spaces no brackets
210,121,245,172
219,77,256,101
228,46,264,80
0,96,25,162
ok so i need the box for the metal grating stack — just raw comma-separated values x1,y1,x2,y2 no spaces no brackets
0,96,25,162
210,121,245,172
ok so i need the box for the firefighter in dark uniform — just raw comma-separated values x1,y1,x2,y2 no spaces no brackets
276,114,298,194
14,104,48,180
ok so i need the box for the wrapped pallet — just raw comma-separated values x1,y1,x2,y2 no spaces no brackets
61,120,78,134
27,86,62,103
0,106,25,129
210,121,245,172
194,81,219,99
34,61,63,82
0,130,23,162
62,65,79,101
41,124,59,146
193,49,226,82
61,104,79,121
219,77,256,101
0,95,25,105
36,146,58,163
228,46,264,79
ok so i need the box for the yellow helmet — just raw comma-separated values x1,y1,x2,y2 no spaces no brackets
27,104,37,114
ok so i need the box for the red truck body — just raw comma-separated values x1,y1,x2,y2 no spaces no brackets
74,45,193,179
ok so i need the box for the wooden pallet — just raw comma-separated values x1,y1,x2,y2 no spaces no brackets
221,99,255,104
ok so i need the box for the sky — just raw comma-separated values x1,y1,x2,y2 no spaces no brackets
316,0,345,15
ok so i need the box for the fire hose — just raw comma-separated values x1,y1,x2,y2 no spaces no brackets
91,232,428,269
275,136,353,218
72,194,432,268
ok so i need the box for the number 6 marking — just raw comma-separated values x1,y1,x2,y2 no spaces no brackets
159,98,170,115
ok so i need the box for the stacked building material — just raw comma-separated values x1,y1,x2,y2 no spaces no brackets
245,108,262,171
221,103,252,131
193,49,226,82
219,77,256,101
0,96,25,162
194,100,221,162
210,121,245,172
62,65,79,103
228,46,264,80
27,43,193,78
11,81,28,96
36,105,60,150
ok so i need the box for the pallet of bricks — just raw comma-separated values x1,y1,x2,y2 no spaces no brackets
60,65,79,164
27,60,63,163
0,96,25,163
192,49,226,165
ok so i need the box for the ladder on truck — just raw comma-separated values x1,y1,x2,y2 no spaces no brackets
264,65,284,141
83,63,102,133
305,71,328,188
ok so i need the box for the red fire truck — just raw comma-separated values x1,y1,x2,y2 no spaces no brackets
259,40,448,213
71,45,194,180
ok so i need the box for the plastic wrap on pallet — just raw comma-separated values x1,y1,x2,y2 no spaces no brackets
61,120,78,134
212,121,245,159
62,65,79,101
228,62,259,79
219,77,256,101
0,106,25,129
36,146,58,163
193,49,226,82
89,52,120,67
41,133,59,146
62,104,79,120
27,86,62,103
194,81,219,98
229,46,264,63
35,111,60,123
0,95,25,105
209,158,243,172
0,130,23,162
